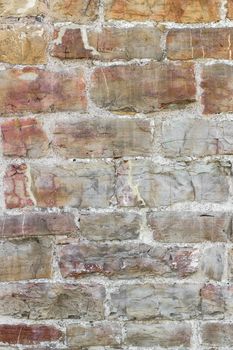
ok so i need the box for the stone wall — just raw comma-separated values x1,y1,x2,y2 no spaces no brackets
0,0,233,349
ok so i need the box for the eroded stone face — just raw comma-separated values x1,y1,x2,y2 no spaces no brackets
105,0,221,23
50,0,99,23
91,62,196,113
52,117,152,158
0,0,47,17
201,322,233,347
0,283,106,320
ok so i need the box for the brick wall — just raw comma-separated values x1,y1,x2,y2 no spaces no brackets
1,0,233,349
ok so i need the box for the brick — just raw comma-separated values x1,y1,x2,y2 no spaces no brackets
0,282,105,320
228,248,233,280
201,284,225,319
0,0,46,17
91,62,196,113
4,164,35,209
147,212,231,243
0,212,76,238
110,283,201,320
52,118,152,158
201,322,233,347
0,238,52,281
228,0,233,19
0,67,86,115
0,324,63,345
161,118,233,158
125,322,192,347
50,0,99,23
0,25,48,64
67,322,122,347
52,26,163,61
167,28,233,60
105,0,221,23
116,160,230,207
58,242,224,280
201,64,233,114
79,211,141,241
1,118,48,158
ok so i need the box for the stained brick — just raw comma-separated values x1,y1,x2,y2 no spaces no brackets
201,322,233,347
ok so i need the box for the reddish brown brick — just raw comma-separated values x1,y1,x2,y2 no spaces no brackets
1,118,49,158
91,62,196,113
0,67,86,115
0,324,63,345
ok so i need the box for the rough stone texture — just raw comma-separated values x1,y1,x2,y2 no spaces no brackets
79,211,141,241
125,322,192,347
116,160,230,207
0,283,105,320
0,0,47,17
52,26,163,61
167,28,233,60
67,322,122,347
0,67,86,115
201,64,233,114
50,0,99,23
0,25,48,64
52,118,152,158
0,238,52,281
1,118,49,158
201,322,233,347
0,324,63,345
228,0,233,19
161,118,233,158
105,0,221,23
147,212,232,243
91,62,196,113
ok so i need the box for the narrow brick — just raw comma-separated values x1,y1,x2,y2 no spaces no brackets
91,62,196,114
0,67,86,115
125,322,192,347
0,238,52,281
52,118,152,158
0,25,48,64
52,26,163,61
201,64,233,114
0,324,63,345
0,0,47,17
147,212,231,243
50,0,99,23
80,211,141,241
167,28,233,60
201,322,233,347
105,0,221,23
0,212,76,238
0,283,105,320
67,322,122,347
116,160,230,207
1,118,49,158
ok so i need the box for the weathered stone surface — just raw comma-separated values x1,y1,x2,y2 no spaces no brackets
0,283,105,320
1,118,49,158
4,164,35,209
201,322,233,347
0,212,76,238
161,118,233,157
0,324,63,345
52,26,163,60
110,283,201,320
0,0,47,17
167,28,233,60
0,67,86,115
227,0,233,19
147,212,231,243
116,160,230,207
125,322,192,347
91,62,196,113
58,241,224,280
30,162,115,208
105,0,221,23
201,64,233,114
80,211,141,241
67,322,122,347
50,0,99,23
0,25,48,64
0,238,52,281
52,118,152,158
201,284,233,319
228,248,233,280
